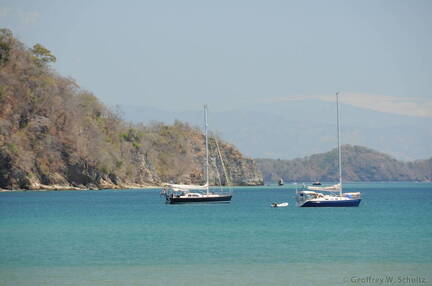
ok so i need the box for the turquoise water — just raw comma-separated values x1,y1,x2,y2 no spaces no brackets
1,183,431,285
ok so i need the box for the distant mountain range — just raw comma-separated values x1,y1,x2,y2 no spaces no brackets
256,145,432,183
120,101,432,161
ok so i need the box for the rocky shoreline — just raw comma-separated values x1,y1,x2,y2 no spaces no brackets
0,184,159,192
0,181,263,192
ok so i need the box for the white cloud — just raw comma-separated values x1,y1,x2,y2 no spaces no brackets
265,93,432,118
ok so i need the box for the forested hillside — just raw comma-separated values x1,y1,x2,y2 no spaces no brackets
0,29,263,190
256,145,432,183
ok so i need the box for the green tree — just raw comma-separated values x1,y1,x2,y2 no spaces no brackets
31,43,56,66
0,28,14,66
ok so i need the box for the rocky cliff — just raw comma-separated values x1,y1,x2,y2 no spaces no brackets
0,29,263,190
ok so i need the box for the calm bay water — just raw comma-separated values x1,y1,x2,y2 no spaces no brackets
1,183,431,285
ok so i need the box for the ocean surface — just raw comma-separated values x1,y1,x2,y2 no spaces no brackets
1,183,431,286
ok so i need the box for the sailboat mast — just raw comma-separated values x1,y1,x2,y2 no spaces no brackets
336,92,342,195
204,104,209,194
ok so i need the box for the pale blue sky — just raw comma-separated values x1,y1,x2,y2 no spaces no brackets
1,0,431,115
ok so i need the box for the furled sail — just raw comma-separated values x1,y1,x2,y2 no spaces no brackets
307,183,341,192
165,183,209,192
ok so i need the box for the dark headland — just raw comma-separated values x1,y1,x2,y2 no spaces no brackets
0,29,263,191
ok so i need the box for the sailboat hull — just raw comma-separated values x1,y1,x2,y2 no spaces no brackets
300,198,361,207
168,195,232,204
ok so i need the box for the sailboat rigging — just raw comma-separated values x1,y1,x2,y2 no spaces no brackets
161,105,233,204
296,93,362,207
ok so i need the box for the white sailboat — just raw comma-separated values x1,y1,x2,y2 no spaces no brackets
161,105,233,204
296,93,362,207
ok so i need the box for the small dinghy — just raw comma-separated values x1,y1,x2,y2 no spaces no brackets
271,202,289,208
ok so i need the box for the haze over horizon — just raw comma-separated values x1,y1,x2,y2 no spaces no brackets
1,0,431,159
120,101,432,161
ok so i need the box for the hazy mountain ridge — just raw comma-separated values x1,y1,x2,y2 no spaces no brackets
256,145,432,183
0,29,263,190
120,101,432,161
